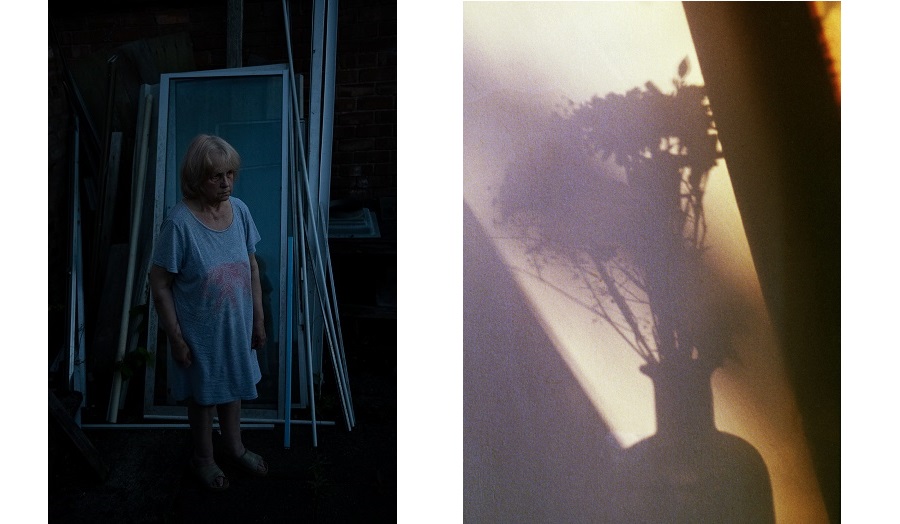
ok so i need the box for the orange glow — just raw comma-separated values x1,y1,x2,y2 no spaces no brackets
812,2,841,104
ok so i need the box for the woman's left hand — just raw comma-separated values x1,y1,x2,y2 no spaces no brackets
252,319,267,350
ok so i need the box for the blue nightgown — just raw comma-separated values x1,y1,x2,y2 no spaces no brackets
152,197,263,405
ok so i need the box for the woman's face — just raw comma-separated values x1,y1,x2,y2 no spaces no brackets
199,168,235,204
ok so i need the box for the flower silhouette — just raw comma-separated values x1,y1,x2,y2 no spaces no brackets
495,59,727,367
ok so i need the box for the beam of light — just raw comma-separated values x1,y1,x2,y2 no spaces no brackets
464,2,828,522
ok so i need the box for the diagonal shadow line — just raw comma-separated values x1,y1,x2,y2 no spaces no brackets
464,201,625,523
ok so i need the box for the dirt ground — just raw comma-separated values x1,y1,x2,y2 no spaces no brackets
49,321,396,523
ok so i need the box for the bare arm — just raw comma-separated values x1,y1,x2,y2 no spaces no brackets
249,253,267,349
149,264,192,367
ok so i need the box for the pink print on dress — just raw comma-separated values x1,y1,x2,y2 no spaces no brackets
202,261,250,311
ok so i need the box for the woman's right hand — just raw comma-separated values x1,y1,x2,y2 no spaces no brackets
172,339,193,368
150,266,193,368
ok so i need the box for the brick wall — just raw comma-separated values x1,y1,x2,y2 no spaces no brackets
50,0,396,203
331,2,397,203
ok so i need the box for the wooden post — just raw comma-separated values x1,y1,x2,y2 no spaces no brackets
107,95,153,423
50,390,109,482
227,0,243,68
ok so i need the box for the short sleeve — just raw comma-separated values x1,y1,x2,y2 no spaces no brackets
152,216,183,273
236,199,262,254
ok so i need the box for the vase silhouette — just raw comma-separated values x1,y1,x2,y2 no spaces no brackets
606,359,775,523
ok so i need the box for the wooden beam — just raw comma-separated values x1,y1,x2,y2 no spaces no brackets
227,0,243,68
91,131,123,296
49,390,109,482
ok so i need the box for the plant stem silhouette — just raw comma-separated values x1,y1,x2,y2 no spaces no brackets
495,58,725,367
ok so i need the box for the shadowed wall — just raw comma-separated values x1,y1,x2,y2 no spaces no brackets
464,202,623,522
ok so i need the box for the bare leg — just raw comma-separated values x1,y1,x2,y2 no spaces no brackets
188,401,216,463
188,400,227,488
218,400,268,475
217,400,245,457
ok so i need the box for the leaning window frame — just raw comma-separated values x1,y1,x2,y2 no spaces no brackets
144,64,291,422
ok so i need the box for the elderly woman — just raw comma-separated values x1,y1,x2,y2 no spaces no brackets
150,134,268,490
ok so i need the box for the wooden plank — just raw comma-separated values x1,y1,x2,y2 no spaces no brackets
90,244,129,411
126,86,159,420
227,0,243,68
49,390,109,482
108,91,155,423
92,132,123,292
67,52,111,147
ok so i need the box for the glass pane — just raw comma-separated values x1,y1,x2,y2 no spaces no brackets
165,73,286,408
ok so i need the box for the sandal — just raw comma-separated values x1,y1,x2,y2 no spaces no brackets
229,448,268,477
190,461,229,491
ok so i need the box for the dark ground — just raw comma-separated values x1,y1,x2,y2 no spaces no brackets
48,319,397,523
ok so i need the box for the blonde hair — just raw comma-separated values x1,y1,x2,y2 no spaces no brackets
180,134,241,199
